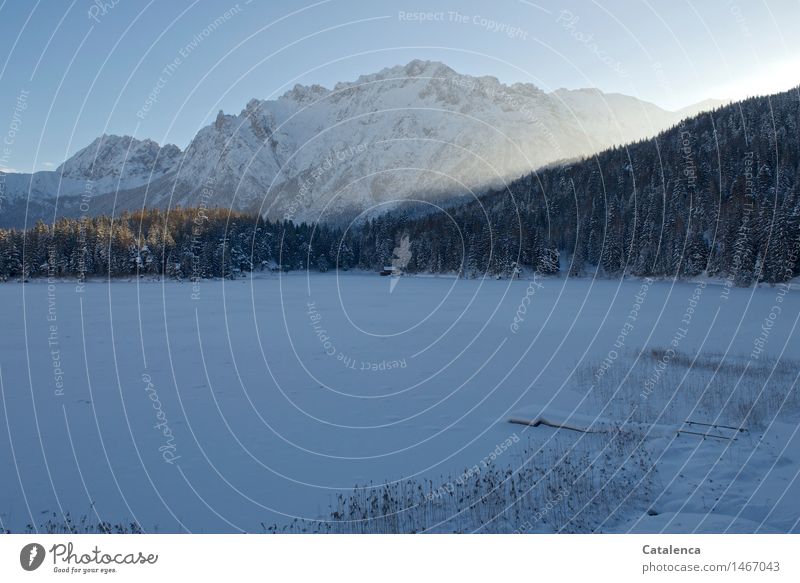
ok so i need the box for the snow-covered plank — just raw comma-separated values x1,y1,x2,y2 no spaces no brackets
509,407,676,437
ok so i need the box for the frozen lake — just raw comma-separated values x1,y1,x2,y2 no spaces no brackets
0,273,798,532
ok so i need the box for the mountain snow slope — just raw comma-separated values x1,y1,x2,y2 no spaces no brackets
0,60,725,227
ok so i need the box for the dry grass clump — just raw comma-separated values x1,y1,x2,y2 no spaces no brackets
581,348,799,430
18,511,144,534
263,431,655,534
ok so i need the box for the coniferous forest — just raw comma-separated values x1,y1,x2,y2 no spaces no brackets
1,88,799,284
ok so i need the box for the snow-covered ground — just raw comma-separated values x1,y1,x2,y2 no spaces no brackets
0,273,797,533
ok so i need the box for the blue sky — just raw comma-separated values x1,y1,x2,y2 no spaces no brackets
1,0,799,172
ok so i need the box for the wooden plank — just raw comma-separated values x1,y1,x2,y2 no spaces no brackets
683,420,747,432
677,429,735,441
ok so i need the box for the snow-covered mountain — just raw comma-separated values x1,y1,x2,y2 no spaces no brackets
1,60,725,226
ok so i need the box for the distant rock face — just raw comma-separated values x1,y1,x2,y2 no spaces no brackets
57,135,181,184
1,60,724,227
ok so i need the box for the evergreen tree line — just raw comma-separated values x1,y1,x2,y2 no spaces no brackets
1,88,799,284
355,87,800,284
0,208,356,281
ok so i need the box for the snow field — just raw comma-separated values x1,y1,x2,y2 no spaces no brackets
0,273,797,532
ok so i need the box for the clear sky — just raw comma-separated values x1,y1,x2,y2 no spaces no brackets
1,0,799,172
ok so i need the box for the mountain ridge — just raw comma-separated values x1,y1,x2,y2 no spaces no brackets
0,59,726,228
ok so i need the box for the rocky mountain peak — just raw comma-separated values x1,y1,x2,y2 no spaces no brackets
57,134,181,180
